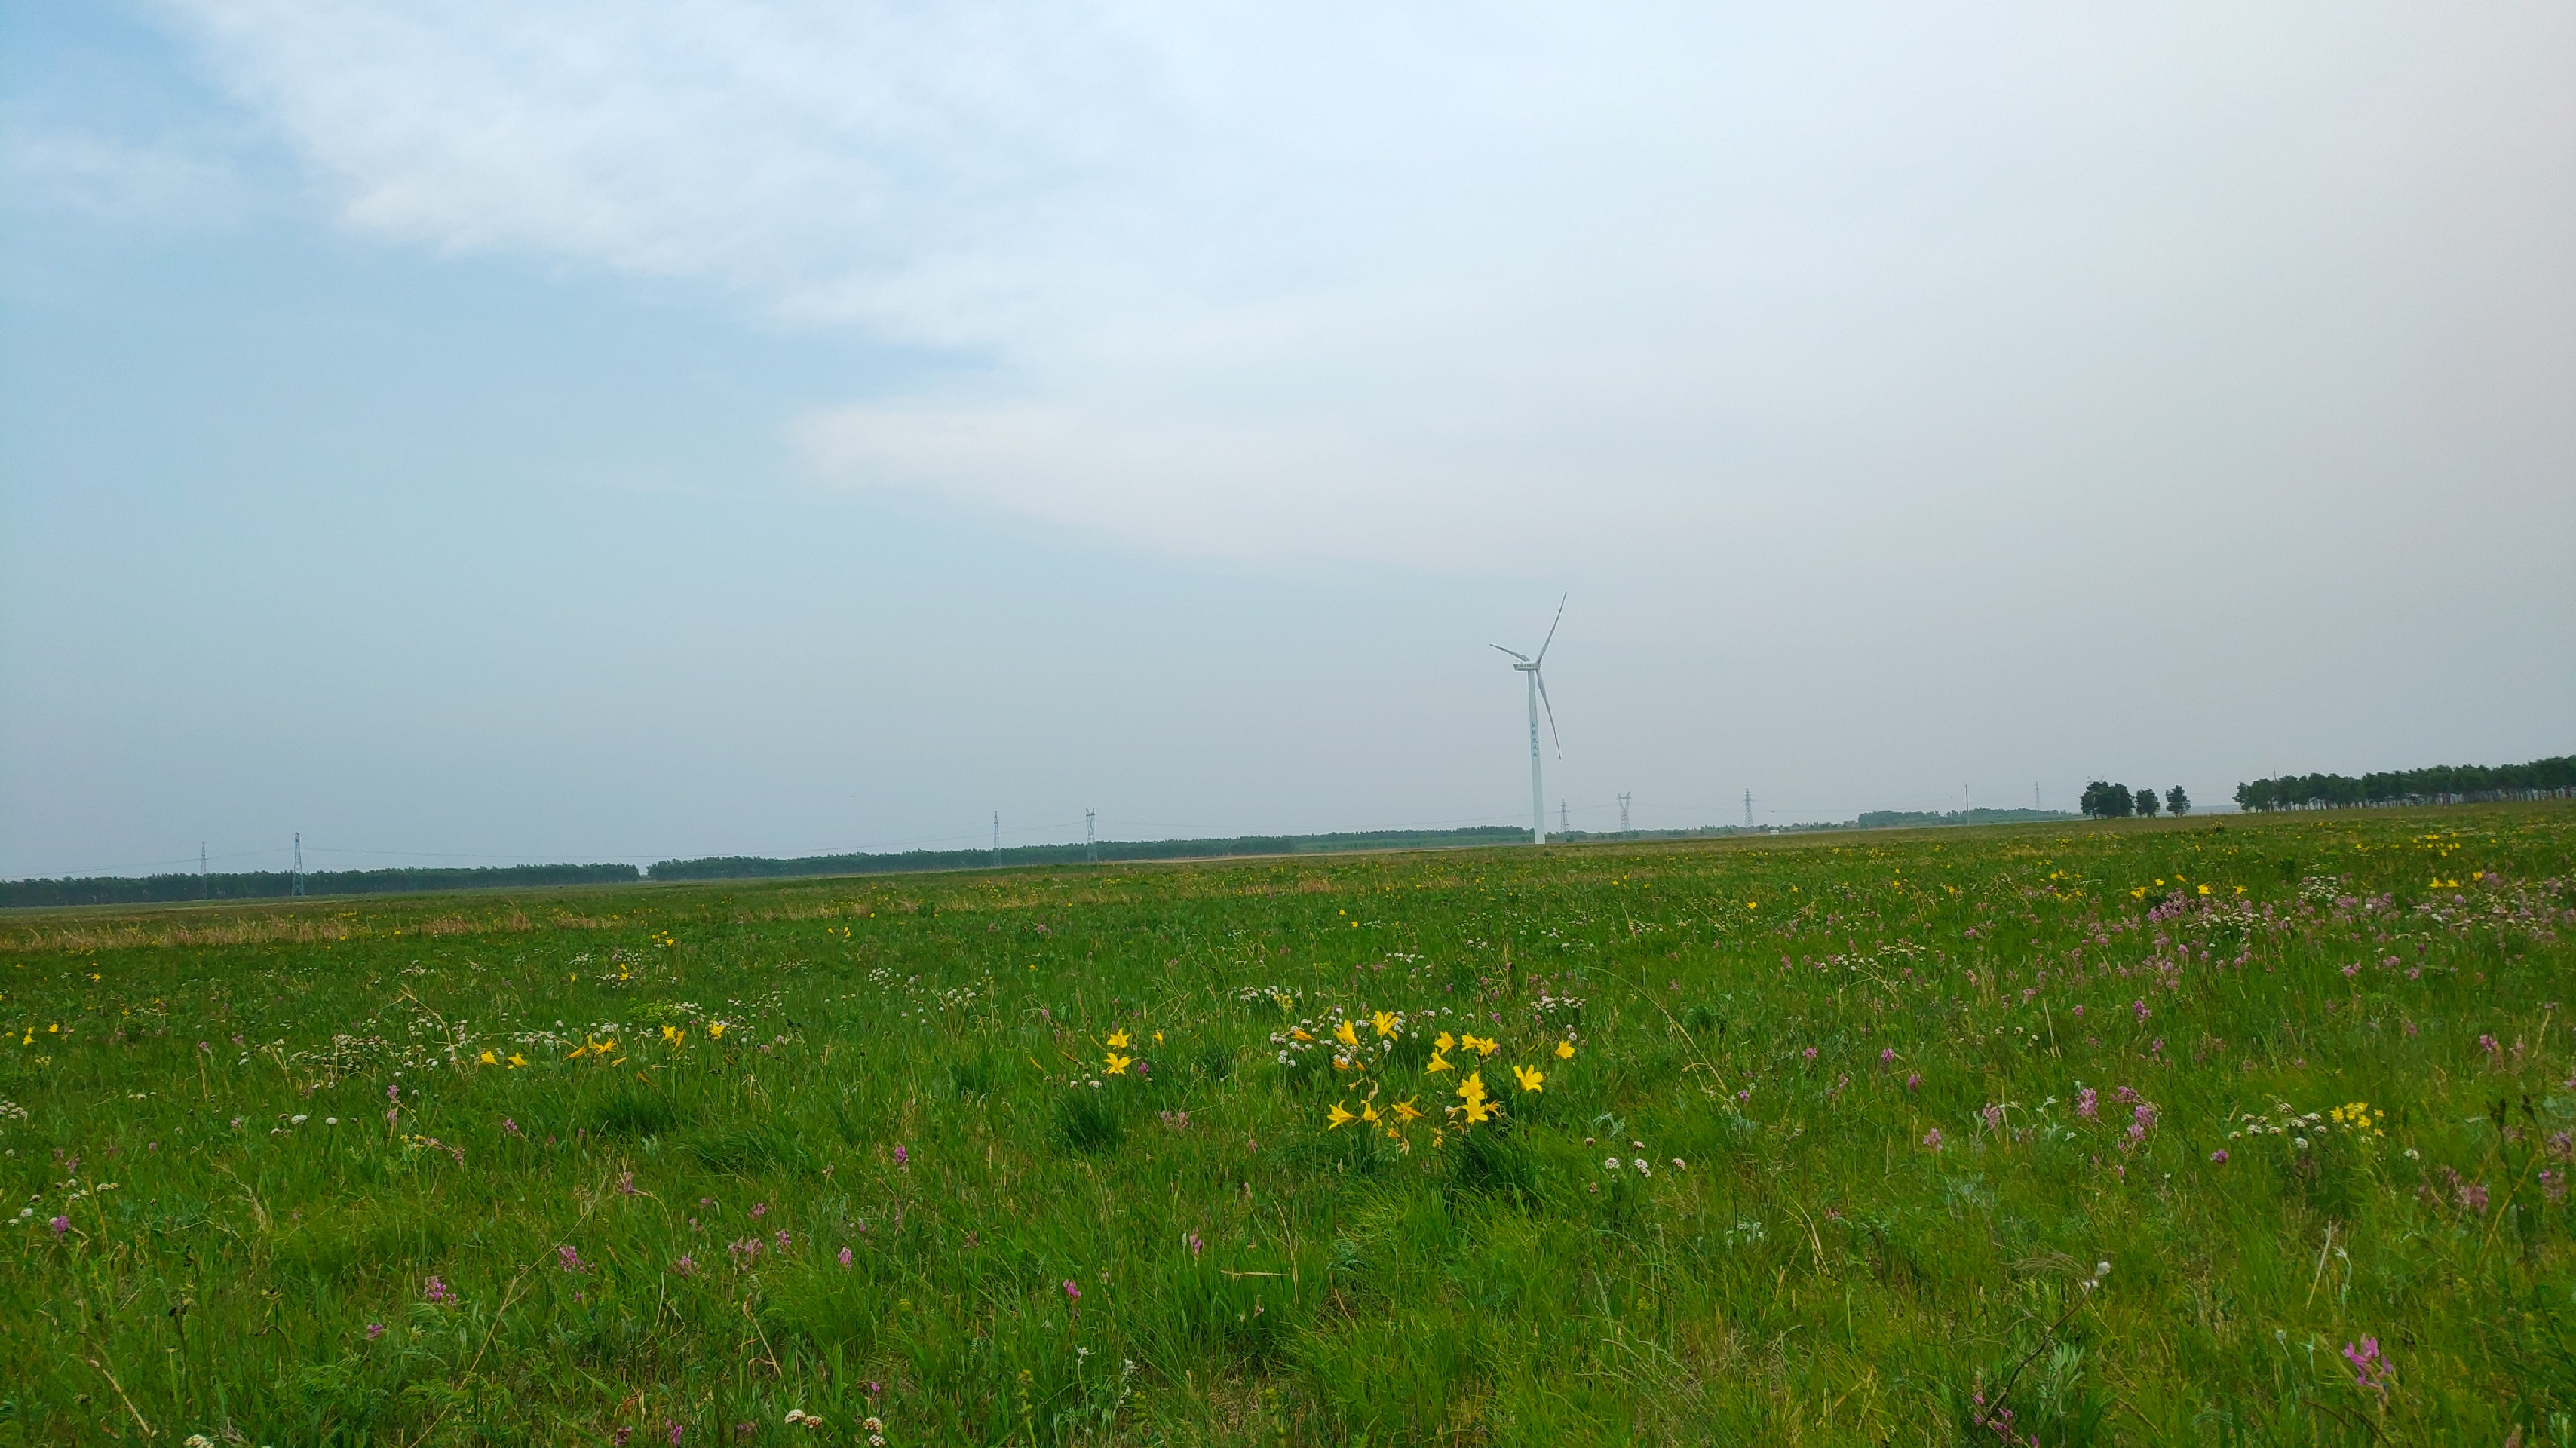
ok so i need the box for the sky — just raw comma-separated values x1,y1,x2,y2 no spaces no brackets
3,1,2571,879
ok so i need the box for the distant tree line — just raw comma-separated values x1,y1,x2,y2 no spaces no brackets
2232,756,2574,812
643,827,1530,881
0,863,640,910
0,827,1534,909
1854,808,2072,830
2081,783,2190,820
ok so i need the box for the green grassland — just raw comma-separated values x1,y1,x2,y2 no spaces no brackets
3,807,2572,1446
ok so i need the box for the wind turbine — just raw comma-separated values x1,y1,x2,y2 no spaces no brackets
1492,595,1566,845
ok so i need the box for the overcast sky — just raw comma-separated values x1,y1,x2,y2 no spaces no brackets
3,1,2570,878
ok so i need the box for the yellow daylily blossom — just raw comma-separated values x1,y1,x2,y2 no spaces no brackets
1555,1040,1575,1060
1372,1011,1400,1038
1425,1050,1453,1074
478,1049,497,1066
1391,1097,1421,1124
1463,1034,1499,1057
1105,1029,1132,1049
1326,1101,1356,1130
1360,1100,1381,1124
1434,1031,1456,1052
1289,1027,1314,1042
1513,1064,1545,1092
1333,1020,1360,1048
1106,1052,1133,1075
507,1052,527,1068
707,1022,726,1039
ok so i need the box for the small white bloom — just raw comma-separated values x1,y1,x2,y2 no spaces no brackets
1603,1156,1621,1170
1633,1158,1651,1176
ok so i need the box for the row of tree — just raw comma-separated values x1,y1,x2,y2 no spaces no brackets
0,863,641,910
643,827,1529,880
1,827,1539,908
2080,782,2189,819
2233,756,2574,811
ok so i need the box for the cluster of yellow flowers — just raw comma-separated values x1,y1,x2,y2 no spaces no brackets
1323,1023,1574,1151
1097,1026,1161,1076
2326,1100,2384,1138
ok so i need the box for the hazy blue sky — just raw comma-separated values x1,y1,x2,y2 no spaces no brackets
5,1,2571,879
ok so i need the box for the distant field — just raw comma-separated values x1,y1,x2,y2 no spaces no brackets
2,807,2571,1445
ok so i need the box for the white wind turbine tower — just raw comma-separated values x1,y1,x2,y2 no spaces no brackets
1492,594,1566,845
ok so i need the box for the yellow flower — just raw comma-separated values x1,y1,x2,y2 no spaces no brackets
1106,1052,1133,1075
478,1049,497,1066
1456,1071,1488,1106
566,1042,591,1060
1290,1027,1314,1041
1435,1031,1456,1052
707,1022,726,1039
1513,1064,1544,1093
1463,1034,1498,1057
1372,1011,1400,1038
1462,1094,1499,1124
1153,1031,1164,1044
508,1052,527,1068
1425,1050,1453,1074
1555,1040,1575,1060
2131,887,2145,898
1326,1101,1355,1130
1391,1097,1421,1123
1334,1020,1360,1048
1105,1029,1132,1049
1360,1100,1381,1124
2196,884,2210,896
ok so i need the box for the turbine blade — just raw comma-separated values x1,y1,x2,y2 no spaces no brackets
1489,643,1530,661
1534,592,1567,665
1535,669,1562,757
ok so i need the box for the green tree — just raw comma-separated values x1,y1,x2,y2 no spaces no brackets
2166,786,2190,816
2079,781,2133,819
2133,785,2160,818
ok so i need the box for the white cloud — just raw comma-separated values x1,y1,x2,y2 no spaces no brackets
161,0,2576,565
5,130,245,225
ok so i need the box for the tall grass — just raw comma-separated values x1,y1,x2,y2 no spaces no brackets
2,807,2571,1444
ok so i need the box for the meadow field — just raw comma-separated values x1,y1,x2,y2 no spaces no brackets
3,806,2571,1446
